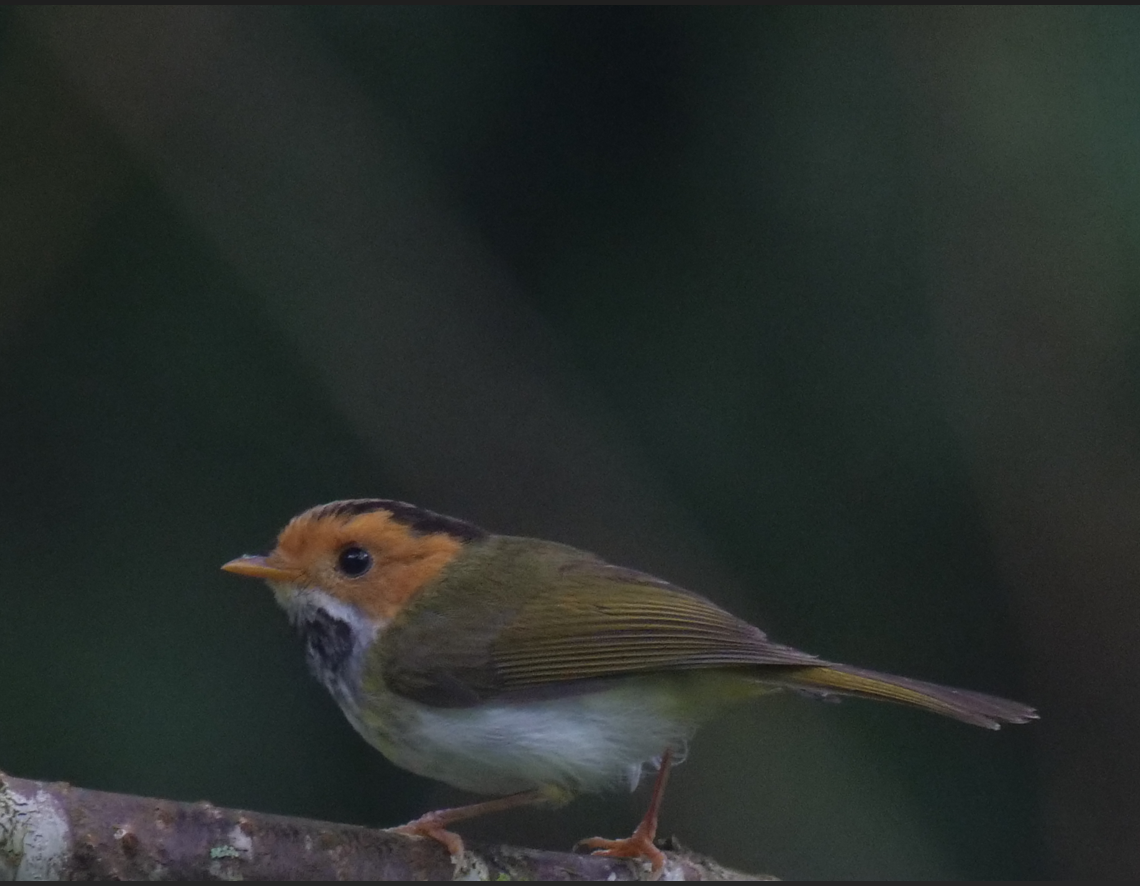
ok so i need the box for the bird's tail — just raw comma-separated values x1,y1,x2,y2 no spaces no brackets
771,663,1038,729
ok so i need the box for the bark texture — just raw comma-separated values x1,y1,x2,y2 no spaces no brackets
0,771,768,881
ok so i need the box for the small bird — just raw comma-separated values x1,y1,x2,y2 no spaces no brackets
223,499,1036,875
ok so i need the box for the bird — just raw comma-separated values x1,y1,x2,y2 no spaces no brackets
222,498,1037,876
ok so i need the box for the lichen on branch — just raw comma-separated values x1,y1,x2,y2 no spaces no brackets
0,770,768,881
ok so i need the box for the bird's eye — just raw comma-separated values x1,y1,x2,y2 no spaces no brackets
336,545,372,578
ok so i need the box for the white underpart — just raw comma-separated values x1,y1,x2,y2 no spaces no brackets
383,681,696,796
276,586,696,797
627,741,690,791
275,584,378,643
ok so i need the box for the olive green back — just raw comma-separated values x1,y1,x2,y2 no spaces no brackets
373,535,820,708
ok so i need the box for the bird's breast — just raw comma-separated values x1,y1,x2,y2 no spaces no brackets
351,672,706,797
289,591,378,715
300,608,357,685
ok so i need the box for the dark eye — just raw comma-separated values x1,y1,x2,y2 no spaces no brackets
336,545,372,577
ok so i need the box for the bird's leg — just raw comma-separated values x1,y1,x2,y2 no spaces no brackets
390,788,549,858
578,747,674,878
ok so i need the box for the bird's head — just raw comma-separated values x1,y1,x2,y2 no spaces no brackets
222,499,487,625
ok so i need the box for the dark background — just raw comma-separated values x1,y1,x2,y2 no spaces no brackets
3,6,1137,878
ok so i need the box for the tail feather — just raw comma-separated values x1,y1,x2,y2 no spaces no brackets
775,664,1038,729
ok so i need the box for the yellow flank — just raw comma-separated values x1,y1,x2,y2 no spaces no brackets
271,508,464,621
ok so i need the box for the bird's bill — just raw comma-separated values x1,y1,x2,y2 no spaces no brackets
221,555,299,583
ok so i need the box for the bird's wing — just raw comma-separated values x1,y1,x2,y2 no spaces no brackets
489,560,821,687
375,539,820,708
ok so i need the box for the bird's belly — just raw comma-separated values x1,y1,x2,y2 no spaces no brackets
346,677,699,797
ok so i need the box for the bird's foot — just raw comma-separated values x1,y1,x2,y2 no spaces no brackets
578,746,673,879
388,790,549,861
578,826,666,879
390,812,466,859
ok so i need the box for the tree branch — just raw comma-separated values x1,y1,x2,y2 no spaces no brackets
0,770,769,880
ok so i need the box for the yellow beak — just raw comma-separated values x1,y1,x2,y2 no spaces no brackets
221,555,299,583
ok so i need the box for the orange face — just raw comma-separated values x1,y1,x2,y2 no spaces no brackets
223,502,467,622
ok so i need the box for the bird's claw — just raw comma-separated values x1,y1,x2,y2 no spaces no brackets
578,832,666,879
390,813,466,859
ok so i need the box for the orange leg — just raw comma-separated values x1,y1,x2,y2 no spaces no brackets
391,789,548,858
579,747,674,878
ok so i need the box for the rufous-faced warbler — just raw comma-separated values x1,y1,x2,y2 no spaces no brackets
223,499,1036,875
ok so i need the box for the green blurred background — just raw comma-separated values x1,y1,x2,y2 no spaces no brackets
5,6,1139,878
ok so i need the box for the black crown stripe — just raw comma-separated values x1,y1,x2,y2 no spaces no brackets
313,499,487,542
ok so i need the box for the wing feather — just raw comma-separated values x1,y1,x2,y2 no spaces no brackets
375,538,1036,728
377,537,818,706
490,576,820,689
